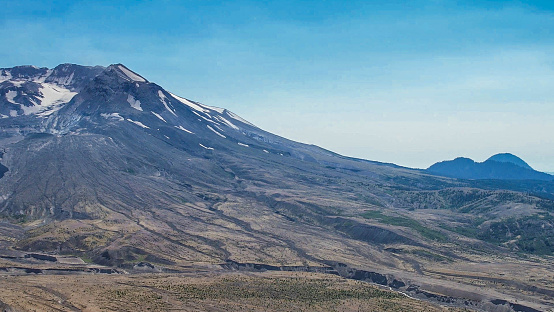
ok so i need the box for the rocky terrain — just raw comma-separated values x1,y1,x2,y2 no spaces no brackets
0,64,553,311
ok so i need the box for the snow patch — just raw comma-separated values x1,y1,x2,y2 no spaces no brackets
192,110,219,124
127,94,143,111
217,116,239,130
151,111,166,122
127,119,149,129
1,73,77,116
10,81,26,87
199,143,214,150
118,65,146,82
213,124,225,133
175,125,193,134
101,113,124,121
158,91,177,116
207,125,226,138
36,109,57,117
170,92,208,113
6,91,18,104
191,110,204,118
166,92,226,114
9,110,17,117
203,104,225,114
19,83,77,116
227,111,256,127
38,83,77,107
168,93,245,129
238,142,249,147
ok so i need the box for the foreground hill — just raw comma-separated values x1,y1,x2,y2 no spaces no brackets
0,271,473,312
0,64,553,311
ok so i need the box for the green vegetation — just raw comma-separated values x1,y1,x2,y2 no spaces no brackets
0,213,29,224
361,210,447,242
440,217,485,238
441,224,480,238
160,277,401,303
89,274,470,311
357,195,385,207
479,213,554,255
79,254,94,264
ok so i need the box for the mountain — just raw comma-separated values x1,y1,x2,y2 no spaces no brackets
427,154,553,181
487,153,534,170
0,63,553,311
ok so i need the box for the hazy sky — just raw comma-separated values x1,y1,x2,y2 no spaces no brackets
1,0,553,171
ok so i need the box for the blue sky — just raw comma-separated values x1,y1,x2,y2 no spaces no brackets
1,0,553,171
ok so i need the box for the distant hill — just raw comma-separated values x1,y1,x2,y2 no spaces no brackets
427,153,554,181
487,153,533,170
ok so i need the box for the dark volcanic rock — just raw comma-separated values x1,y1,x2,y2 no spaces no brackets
331,217,417,245
24,253,57,262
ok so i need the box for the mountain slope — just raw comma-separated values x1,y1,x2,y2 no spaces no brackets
0,63,553,311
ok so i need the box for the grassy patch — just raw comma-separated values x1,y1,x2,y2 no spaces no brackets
160,277,402,302
79,254,94,264
361,211,447,242
479,213,554,255
441,224,479,238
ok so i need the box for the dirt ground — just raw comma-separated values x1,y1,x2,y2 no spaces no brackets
0,271,467,312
